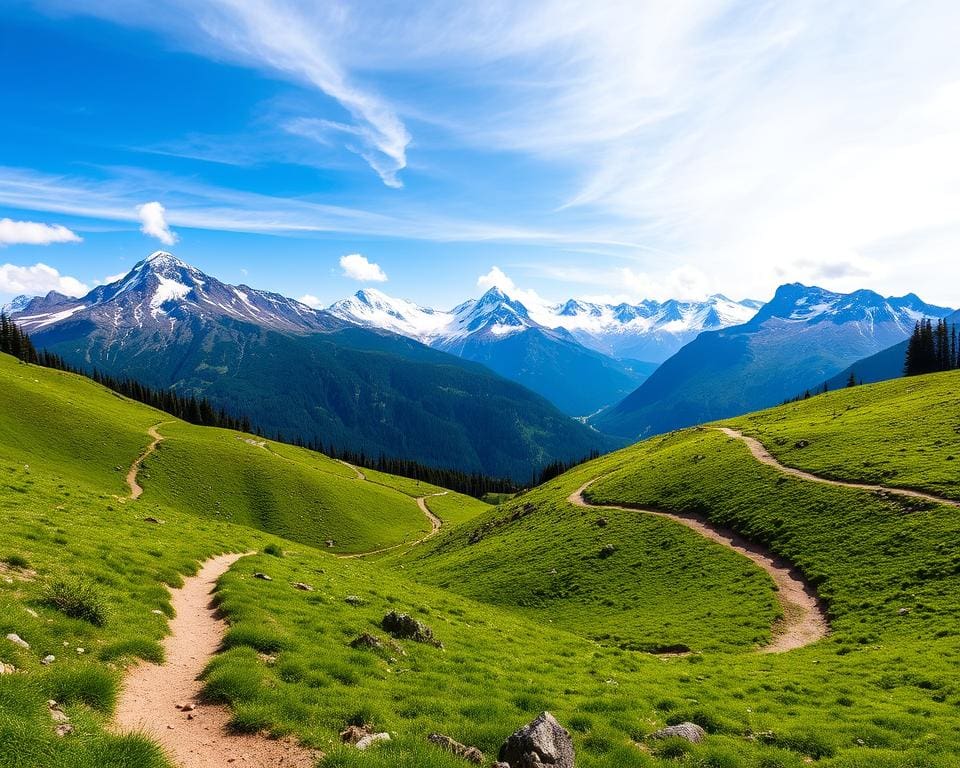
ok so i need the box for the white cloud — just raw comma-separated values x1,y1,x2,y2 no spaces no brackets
340,253,387,282
0,262,88,297
0,218,81,246
298,294,324,309
137,201,178,245
476,266,550,312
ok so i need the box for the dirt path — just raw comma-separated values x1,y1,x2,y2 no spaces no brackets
569,481,828,653
115,553,321,768
338,491,448,559
126,423,166,500
716,427,960,508
338,460,366,481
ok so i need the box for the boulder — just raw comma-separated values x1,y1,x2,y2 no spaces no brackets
5,633,29,650
498,712,574,768
340,724,372,745
648,722,706,744
355,732,390,750
0,662,17,675
428,733,484,764
381,611,443,648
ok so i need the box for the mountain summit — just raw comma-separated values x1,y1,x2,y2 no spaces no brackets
593,283,952,439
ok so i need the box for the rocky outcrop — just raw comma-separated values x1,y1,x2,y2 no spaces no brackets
498,712,574,768
648,722,706,743
381,611,443,648
428,733,484,764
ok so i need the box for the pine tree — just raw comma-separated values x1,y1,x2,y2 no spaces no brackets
846,371,857,388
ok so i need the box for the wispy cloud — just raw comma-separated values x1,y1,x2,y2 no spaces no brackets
340,253,387,282
0,218,81,246
0,262,87,297
137,201,178,245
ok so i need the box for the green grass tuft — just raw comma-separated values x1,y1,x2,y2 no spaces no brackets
40,576,109,627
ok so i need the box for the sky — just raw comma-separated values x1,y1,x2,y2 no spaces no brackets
2,0,960,310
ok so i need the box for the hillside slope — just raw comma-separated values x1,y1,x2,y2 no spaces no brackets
3,353,960,768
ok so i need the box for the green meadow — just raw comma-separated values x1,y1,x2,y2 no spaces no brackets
2,351,959,768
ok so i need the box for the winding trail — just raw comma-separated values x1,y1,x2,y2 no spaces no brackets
716,427,960,508
338,491,448,559
569,480,828,653
115,553,322,768
126,423,166,500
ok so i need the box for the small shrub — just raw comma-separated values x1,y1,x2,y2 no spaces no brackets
223,625,290,654
2,553,30,569
41,576,109,626
263,543,284,557
82,732,169,768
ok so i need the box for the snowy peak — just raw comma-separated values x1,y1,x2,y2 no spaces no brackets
750,283,951,329
328,289,448,342
12,251,337,335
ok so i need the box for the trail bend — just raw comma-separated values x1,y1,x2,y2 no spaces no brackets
126,423,167,500
114,553,321,768
569,480,828,653
716,427,960,508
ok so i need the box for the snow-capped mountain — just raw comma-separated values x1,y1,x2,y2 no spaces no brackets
538,295,762,362
330,286,649,415
13,251,335,335
593,283,953,440
8,251,611,478
1,295,33,314
328,288,761,364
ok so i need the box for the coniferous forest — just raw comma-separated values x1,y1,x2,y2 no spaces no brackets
904,318,960,376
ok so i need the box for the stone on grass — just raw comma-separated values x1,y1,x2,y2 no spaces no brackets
599,544,616,559
292,582,314,591
41,655,55,665
340,724,372,745
350,633,384,651
355,732,390,750
344,595,365,606
5,633,29,650
55,723,74,737
252,572,272,581
428,733,484,764
381,611,442,648
498,712,574,768
48,701,69,723
0,662,17,675
648,722,706,744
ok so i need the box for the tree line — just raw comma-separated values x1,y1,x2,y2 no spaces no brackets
904,318,960,376
1,311,519,497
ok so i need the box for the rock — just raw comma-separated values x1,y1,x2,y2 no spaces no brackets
498,712,574,768
340,724,372,745
41,655,55,665
292,582,314,591
0,662,17,675
381,611,443,648
5,633,29,650
428,733,484,764
596,518,608,527
344,595,365,606
599,544,617,559
350,633,384,651
48,701,70,723
143,517,165,524
897,607,911,615
325,540,335,548
176,702,196,712
648,722,707,744
794,440,809,449
25,608,38,618
151,609,164,615
76,648,85,654
252,572,273,581
355,732,391,750
55,723,74,737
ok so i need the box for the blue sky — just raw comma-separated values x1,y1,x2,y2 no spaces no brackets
2,0,960,310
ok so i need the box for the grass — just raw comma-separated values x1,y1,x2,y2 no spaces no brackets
2,351,960,767
726,370,960,501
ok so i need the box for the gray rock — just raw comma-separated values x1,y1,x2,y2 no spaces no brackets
648,722,707,744
292,582,314,591
5,633,29,650
55,723,74,737
381,611,443,648
428,733,484,764
252,572,272,581
350,633,384,651
41,654,55,665
355,732,390,750
344,595,365,606
498,712,574,768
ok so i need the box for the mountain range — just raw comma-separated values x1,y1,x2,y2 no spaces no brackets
328,288,757,414
594,283,952,439
10,252,614,479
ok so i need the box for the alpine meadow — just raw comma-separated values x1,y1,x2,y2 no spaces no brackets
3,3,960,768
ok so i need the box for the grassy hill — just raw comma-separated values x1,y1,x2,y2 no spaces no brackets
2,351,960,768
